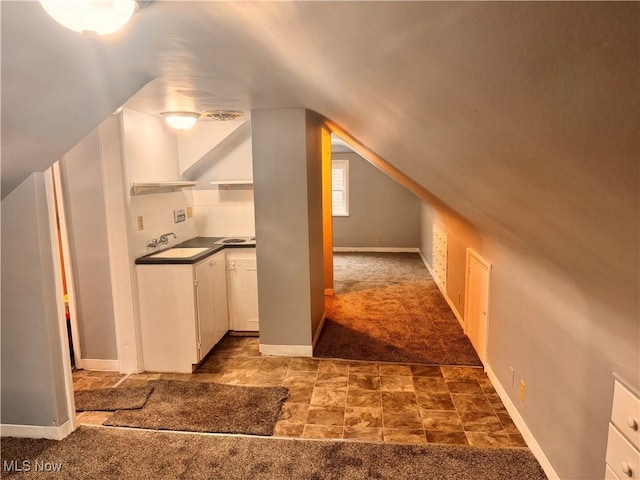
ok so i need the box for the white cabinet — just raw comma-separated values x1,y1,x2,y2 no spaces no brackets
606,379,640,479
137,250,228,373
226,249,259,332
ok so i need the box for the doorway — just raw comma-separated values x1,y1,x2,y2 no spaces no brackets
464,249,491,365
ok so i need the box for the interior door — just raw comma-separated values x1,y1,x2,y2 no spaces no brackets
465,250,491,364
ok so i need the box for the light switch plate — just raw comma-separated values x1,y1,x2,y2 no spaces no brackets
137,216,144,230
174,209,186,223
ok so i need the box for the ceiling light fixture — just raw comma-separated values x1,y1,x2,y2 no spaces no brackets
39,0,137,36
161,112,201,130
202,110,244,121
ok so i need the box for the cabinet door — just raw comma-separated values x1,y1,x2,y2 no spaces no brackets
195,259,217,360
227,251,259,332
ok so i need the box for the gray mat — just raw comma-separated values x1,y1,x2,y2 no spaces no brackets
1,426,548,479
105,380,288,436
75,385,154,412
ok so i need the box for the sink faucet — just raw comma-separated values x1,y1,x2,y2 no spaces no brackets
146,232,177,248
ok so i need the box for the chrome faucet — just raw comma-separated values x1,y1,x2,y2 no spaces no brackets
146,232,177,248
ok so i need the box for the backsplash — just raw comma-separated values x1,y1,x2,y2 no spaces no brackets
192,189,255,238
130,191,197,258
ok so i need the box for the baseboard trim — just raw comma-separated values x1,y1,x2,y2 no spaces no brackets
485,365,559,480
418,250,465,330
312,311,327,350
259,344,313,357
1,419,74,440
79,359,119,371
333,247,420,253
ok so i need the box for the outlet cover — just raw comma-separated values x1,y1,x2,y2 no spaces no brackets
174,209,186,223
186,206,193,218
519,380,526,401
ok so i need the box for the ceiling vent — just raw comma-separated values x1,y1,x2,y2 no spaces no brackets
201,110,244,121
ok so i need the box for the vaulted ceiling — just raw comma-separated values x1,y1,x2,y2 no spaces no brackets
2,2,638,268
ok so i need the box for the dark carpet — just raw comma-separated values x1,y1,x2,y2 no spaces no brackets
315,253,482,366
1,426,548,480
74,385,154,412
104,380,288,436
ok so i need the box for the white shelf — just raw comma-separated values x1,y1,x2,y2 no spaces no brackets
210,180,253,189
132,181,197,195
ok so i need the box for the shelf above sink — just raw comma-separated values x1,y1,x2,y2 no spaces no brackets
132,181,197,195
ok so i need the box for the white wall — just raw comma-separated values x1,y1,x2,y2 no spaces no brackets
1,173,69,428
191,189,255,238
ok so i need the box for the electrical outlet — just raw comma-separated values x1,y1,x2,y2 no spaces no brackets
137,216,144,231
519,380,526,401
186,206,193,218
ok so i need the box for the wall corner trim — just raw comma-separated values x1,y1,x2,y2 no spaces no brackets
1,419,74,440
485,365,560,480
312,311,327,350
418,250,465,330
259,344,313,357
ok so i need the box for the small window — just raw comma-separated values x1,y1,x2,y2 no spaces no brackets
332,160,349,216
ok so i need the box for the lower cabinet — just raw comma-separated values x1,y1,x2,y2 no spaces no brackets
226,249,259,332
137,250,228,373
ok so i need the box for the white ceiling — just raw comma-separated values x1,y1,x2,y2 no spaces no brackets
2,2,637,258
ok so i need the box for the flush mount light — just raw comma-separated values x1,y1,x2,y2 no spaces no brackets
161,112,201,130
39,0,137,36
201,110,244,121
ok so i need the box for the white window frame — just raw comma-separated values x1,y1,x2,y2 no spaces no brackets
331,159,349,217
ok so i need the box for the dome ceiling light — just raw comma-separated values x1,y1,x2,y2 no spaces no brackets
202,110,244,121
161,112,201,130
39,0,138,36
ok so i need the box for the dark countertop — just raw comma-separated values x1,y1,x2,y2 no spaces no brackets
135,237,255,265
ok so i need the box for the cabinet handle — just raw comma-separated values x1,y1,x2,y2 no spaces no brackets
627,416,639,431
621,461,633,477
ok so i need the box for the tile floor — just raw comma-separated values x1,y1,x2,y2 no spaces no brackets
73,336,526,448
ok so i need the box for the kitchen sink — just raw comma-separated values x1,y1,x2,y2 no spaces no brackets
148,247,210,259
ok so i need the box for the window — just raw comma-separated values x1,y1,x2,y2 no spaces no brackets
331,159,349,216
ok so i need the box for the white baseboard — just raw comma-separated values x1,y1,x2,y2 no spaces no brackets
312,312,327,350
79,359,119,371
259,344,313,357
333,247,420,253
485,365,559,480
1,419,74,440
418,250,465,330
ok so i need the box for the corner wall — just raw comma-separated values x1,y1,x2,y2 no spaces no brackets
1,173,70,429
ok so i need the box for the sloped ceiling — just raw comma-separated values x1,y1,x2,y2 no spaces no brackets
2,2,638,268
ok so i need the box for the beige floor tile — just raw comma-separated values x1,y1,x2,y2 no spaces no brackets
420,409,463,431
465,431,512,447
189,373,224,383
343,427,383,442
379,364,412,376
348,363,379,375
413,376,448,393
302,425,343,439
425,430,468,445
289,358,320,372
496,411,520,433
315,373,348,388
416,392,455,410
279,403,309,424
77,411,113,426
450,394,494,414
317,360,349,375
219,372,254,385
251,372,287,386
306,406,345,426
458,411,504,432
347,390,382,408
286,386,314,403
380,376,415,392
440,366,481,379
410,365,443,377
382,428,426,444
445,379,484,395
381,392,418,410
274,422,305,437
508,433,528,447
348,374,380,391
282,371,317,388
310,387,347,407
382,409,423,429
344,407,382,428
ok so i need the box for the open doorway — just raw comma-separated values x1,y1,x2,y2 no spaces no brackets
314,128,481,366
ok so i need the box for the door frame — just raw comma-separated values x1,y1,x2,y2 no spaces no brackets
464,248,492,364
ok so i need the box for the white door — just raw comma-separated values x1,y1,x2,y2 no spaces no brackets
227,253,259,332
465,250,491,364
195,259,217,360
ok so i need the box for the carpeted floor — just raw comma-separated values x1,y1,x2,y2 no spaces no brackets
104,380,288,436
1,426,547,480
315,253,482,366
75,385,154,412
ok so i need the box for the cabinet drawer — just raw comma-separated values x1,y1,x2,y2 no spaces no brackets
613,381,640,449
607,424,640,480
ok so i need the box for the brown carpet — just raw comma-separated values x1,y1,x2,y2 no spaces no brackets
315,252,482,366
75,385,154,412
104,380,288,436
1,426,547,479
